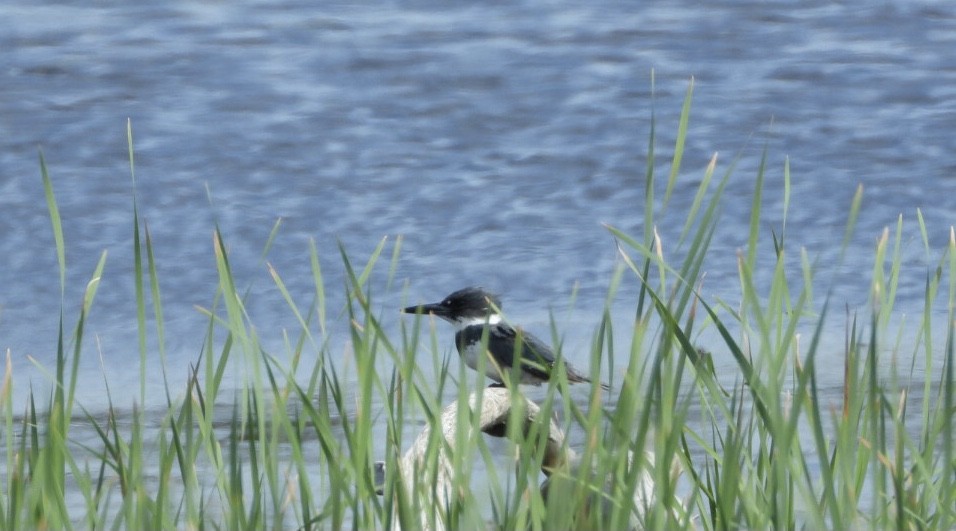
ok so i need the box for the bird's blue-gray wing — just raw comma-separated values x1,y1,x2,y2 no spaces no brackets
457,324,562,381
488,325,555,380
500,325,595,385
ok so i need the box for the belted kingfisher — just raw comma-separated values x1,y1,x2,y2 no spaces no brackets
403,287,605,388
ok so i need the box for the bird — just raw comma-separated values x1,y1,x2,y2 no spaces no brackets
402,286,606,388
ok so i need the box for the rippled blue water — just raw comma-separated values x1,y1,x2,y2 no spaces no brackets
1,0,955,411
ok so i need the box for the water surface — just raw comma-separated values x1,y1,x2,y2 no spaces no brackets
1,0,954,421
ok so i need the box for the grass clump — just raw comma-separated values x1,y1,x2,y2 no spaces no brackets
0,87,953,530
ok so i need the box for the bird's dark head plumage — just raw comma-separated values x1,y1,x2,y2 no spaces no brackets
402,286,502,323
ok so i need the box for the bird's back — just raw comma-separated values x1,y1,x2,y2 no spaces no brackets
456,323,592,385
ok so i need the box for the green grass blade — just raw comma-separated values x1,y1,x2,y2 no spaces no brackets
839,183,864,263
745,144,768,270
39,151,66,297
664,76,694,207
664,77,694,205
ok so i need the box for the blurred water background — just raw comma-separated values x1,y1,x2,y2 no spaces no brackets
1,0,955,415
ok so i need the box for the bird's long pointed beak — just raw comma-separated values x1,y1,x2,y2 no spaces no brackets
402,302,445,316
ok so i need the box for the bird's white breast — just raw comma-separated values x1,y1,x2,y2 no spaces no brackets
451,313,502,332
459,340,506,382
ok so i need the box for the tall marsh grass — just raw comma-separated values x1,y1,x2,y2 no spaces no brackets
2,87,954,529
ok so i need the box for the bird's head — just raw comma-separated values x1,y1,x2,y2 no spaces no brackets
403,286,502,327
